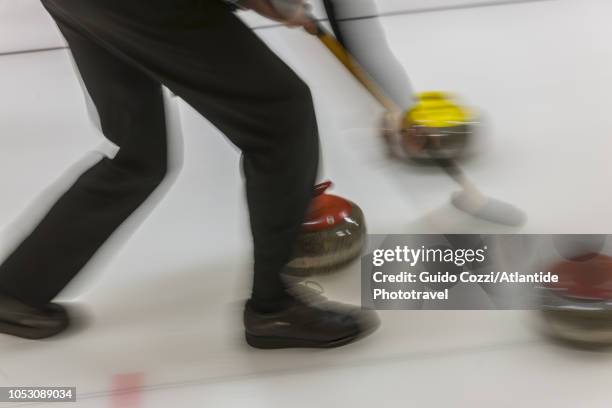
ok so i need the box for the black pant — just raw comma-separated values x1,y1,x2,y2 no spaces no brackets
0,0,319,307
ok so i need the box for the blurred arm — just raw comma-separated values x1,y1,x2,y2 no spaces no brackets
322,0,415,111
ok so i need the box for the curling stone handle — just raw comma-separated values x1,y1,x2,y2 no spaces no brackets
313,180,333,197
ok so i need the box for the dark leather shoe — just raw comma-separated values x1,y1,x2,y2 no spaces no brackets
244,287,380,349
0,294,69,339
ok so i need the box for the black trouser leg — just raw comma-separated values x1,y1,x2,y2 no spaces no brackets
0,0,319,307
0,21,169,307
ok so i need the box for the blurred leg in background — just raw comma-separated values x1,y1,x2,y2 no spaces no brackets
0,19,170,309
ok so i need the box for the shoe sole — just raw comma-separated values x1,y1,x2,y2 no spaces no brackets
0,319,69,340
0,303,70,340
245,331,362,349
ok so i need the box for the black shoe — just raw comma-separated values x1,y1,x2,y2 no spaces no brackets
244,285,380,349
0,294,69,339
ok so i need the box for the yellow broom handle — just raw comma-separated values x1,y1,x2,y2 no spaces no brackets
315,23,401,113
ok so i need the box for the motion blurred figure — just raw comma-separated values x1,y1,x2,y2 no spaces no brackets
323,0,414,113
0,0,414,347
